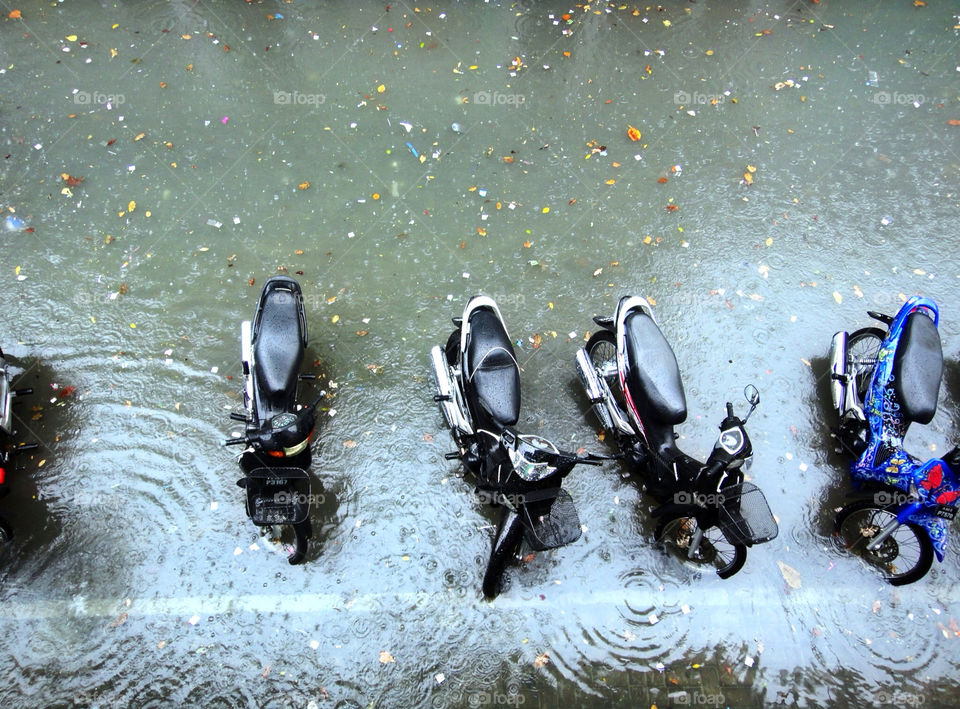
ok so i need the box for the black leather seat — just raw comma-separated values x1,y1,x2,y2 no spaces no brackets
623,311,687,425
253,278,305,419
893,311,942,425
466,308,520,427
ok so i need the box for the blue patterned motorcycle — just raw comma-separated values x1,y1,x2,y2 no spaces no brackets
829,295,960,584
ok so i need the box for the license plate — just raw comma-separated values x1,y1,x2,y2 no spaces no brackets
935,505,958,520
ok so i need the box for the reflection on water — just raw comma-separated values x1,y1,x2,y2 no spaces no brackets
1,0,959,706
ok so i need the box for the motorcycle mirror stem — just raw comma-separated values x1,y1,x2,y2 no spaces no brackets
741,384,760,423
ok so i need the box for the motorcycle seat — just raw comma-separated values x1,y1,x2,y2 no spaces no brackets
623,311,687,425
254,278,306,418
466,308,520,427
893,311,942,425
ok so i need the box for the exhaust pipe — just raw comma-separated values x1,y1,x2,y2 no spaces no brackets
829,331,847,415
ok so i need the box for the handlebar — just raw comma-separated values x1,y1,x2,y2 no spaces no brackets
223,437,247,446
726,402,734,418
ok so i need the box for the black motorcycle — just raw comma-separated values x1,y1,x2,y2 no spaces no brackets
430,295,604,597
225,277,322,564
575,296,777,578
0,346,35,542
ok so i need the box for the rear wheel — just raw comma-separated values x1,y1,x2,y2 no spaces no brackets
444,329,460,367
835,501,933,585
482,511,524,598
847,328,884,403
655,513,747,578
586,330,617,380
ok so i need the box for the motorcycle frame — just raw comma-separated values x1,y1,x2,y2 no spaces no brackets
833,295,958,562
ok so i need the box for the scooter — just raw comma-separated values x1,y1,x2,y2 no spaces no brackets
829,295,959,584
225,276,322,565
430,295,605,597
575,296,778,578
0,346,36,542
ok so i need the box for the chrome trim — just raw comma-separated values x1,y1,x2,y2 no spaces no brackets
430,346,473,435
241,320,254,416
0,362,11,435
576,347,615,432
829,331,847,415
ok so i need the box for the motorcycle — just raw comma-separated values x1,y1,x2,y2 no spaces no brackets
575,296,778,578
829,295,959,584
225,276,323,565
430,295,605,597
0,346,36,542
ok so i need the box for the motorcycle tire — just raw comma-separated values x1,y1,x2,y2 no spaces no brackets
445,329,460,367
585,330,617,378
654,512,747,579
834,500,933,585
0,517,12,543
846,328,885,404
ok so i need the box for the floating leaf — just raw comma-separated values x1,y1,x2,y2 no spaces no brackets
665,204,679,212
534,652,550,668
657,177,668,184
298,181,310,190
777,560,802,589
9,10,22,19
626,125,641,142
379,650,395,664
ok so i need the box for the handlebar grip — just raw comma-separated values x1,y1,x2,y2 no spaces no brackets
223,438,247,446
229,412,248,422
726,402,734,418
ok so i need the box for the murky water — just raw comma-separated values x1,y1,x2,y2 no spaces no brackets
1,1,959,707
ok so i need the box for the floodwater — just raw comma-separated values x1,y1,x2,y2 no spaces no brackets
1,1,959,707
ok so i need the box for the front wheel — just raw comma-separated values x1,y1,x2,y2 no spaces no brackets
654,513,747,578
834,501,933,585
482,510,524,598
0,517,11,542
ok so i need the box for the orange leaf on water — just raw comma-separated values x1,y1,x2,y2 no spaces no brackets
626,125,641,142
665,204,679,212
9,10,22,19
948,119,960,126
657,177,668,184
